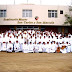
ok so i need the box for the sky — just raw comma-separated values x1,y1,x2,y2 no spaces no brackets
0,0,71,6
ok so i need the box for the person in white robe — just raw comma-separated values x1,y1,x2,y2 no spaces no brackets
42,36,46,44
32,30,35,35
53,41,57,52
1,35,7,51
38,42,42,53
32,34,35,44
28,42,34,53
28,36,32,44
36,37,40,44
19,36,24,51
58,37,63,44
60,42,67,53
68,33,71,37
42,42,47,52
7,41,13,52
27,29,31,34
48,36,52,43
22,42,29,53
34,37,37,44
57,32,61,39
65,42,71,53
50,42,56,53
27,33,31,42
71,44,72,52
46,42,51,53
0,34,2,51
14,40,20,52
33,41,38,53
64,36,69,44
68,36,72,52
14,36,19,43
38,36,42,44
55,42,61,53
1,41,7,51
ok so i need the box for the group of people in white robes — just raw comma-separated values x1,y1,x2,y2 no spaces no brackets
0,29,72,53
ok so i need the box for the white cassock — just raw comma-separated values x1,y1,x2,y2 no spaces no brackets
71,44,72,52
2,37,6,43
49,37,52,42
62,38,66,43
45,37,49,43
56,38,59,43
14,38,19,43
23,34,27,39
9,37,15,44
65,43,71,53
9,33,14,38
64,37,68,43
27,34,30,40
7,43,13,52
28,38,32,44
34,39,37,44
19,38,24,51
58,38,63,44
11,37,16,44
36,32,40,38
5,36,10,43
68,34,71,37
53,43,58,51
18,30,22,34
32,37,35,44
1,42,7,51
45,43,51,53
52,37,56,42
50,38,52,42
42,44,47,52
38,44,42,52
18,35,22,40
28,44,34,53
50,44,56,53
27,30,31,34
1,36,7,51
51,38,54,42
68,38,71,44
0,35,2,51
58,34,61,39
60,44,67,53
0,43,1,51
14,43,20,52
22,44,29,53
36,38,40,44
43,38,46,43
69,38,72,52
34,44,38,53
39,38,42,44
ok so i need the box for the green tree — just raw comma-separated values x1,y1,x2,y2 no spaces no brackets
64,6,72,26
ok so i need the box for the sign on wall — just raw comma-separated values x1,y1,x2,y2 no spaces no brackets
4,18,54,25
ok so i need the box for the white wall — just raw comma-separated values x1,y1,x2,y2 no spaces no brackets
0,4,70,25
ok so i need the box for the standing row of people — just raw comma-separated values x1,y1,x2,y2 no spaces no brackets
0,29,72,53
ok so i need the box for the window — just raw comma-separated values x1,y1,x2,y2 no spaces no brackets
22,9,32,17
0,10,6,17
48,10,57,18
60,10,63,14
23,26,27,28
28,26,33,28
34,26,39,28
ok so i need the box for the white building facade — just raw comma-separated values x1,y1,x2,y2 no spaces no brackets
0,4,72,33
